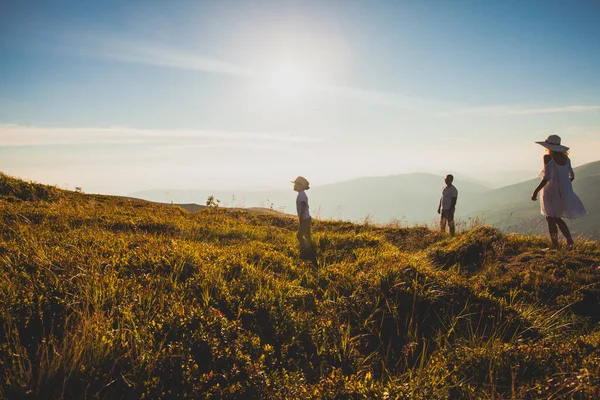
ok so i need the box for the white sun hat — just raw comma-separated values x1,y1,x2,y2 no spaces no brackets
535,134,569,153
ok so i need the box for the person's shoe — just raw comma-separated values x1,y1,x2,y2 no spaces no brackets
566,243,574,251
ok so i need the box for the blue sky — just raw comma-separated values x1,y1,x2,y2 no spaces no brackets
1,0,599,194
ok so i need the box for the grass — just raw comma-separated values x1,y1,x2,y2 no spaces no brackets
1,172,599,399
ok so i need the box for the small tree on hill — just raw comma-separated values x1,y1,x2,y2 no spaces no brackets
206,195,220,208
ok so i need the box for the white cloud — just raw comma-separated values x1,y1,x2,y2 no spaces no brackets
317,85,442,111
66,34,443,113
0,124,322,147
62,32,255,77
564,125,600,137
101,41,255,77
440,105,600,117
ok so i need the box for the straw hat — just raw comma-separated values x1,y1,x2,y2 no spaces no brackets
291,176,310,189
535,134,569,153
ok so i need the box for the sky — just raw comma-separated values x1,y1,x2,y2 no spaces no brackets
1,0,599,195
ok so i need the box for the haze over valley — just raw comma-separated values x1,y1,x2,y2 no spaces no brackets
131,160,600,238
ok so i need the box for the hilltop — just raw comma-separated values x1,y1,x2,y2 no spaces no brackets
131,160,600,238
131,172,491,222
1,172,599,399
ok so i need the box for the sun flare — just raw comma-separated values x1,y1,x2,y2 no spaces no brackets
266,60,313,97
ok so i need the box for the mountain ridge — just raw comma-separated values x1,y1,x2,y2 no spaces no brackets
130,160,599,237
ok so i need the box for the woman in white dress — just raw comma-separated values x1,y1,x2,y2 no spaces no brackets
531,135,586,250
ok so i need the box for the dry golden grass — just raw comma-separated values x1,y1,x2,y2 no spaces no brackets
1,172,599,399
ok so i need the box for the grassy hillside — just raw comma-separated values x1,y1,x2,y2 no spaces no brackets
1,172,600,399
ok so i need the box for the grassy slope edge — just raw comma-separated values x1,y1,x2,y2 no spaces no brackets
1,172,599,399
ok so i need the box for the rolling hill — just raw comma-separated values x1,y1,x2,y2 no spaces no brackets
1,172,600,398
131,172,491,223
132,160,599,238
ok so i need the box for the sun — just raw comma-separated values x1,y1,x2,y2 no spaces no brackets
266,60,313,97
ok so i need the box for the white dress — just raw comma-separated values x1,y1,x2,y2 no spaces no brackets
540,158,586,219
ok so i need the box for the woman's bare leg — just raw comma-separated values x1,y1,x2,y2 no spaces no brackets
555,218,574,246
545,216,559,249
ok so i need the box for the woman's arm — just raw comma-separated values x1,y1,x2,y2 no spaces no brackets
533,155,553,200
543,154,552,165
531,179,547,201
568,159,575,182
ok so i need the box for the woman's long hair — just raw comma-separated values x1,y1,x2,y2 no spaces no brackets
547,149,569,157
547,149,570,165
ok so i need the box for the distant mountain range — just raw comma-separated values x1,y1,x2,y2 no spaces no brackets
131,173,491,222
132,160,600,238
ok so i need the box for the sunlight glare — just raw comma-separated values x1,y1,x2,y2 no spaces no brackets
266,60,313,97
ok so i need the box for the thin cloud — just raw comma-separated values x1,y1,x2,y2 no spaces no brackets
318,85,438,111
67,34,441,112
440,105,600,117
0,124,322,147
68,34,254,77
564,125,600,137
104,42,255,77
154,142,301,152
